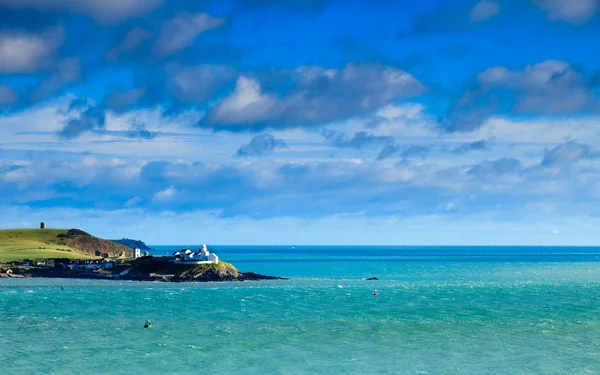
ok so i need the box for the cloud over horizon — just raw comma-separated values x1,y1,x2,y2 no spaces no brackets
0,0,599,244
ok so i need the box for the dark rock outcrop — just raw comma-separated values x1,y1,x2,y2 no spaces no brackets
123,257,287,282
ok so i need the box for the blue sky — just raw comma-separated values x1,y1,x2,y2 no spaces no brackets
1,0,600,245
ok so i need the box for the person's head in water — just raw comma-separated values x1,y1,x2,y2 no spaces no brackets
373,289,379,295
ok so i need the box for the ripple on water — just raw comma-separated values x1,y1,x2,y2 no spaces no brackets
3,262,600,374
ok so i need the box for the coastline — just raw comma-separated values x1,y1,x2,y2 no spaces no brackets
0,256,287,283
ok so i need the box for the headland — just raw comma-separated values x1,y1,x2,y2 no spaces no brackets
0,227,285,282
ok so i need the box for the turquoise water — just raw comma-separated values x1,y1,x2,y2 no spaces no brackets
3,247,600,374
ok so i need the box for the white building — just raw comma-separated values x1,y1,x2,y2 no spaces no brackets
171,244,219,264
133,248,141,259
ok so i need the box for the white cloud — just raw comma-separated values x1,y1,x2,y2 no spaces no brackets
211,76,279,125
533,0,599,24
124,196,143,208
0,27,64,73
478,60,570,87
0,0,163,24
153,12,224,56
541,142,595,167
471,0,501,22
376,103,425,120
0,156,140,186
203,64,426,130
152,186,179,201
473,116,600,145
476,60,594,114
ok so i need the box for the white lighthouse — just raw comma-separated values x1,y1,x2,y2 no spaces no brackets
133,248,141,259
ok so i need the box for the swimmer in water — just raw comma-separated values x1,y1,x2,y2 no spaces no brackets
144,320,152,328
373,289,379,295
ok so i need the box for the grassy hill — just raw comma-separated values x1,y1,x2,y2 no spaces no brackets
0,228,132,263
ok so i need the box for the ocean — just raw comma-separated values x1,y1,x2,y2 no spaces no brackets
2,246,600,374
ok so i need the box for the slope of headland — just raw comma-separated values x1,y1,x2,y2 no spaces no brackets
111,238,151,250
0,228,132,262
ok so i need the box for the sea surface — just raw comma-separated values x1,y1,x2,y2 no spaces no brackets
3,246,600,374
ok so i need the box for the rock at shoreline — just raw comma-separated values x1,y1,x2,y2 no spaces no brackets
124,257,287,282
365,277,379,280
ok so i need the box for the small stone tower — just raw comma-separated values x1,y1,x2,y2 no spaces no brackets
40,222,46,229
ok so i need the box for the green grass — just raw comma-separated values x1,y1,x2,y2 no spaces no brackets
0,229,97,262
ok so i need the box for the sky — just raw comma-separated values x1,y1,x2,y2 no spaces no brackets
1,0,600,245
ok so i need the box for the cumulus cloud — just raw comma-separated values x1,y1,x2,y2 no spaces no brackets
540,142,598,167
153,186,179,201
0,0,163,24
532,0,599,24
401,145,430,158
153,12,224,57
3,148,600,223
468,157,522,176
56,97,157,140
59,101,106,139
453,139,489,153
376,144,429,161
236,133,287,157
124,196,143,208
206,76,278,126
441,60,597,132
376,145,399,161
0,84,18,105
201,63,426,131
0,27,63,73
123,123,157,140
323,129,393,149
477,60,594,113
0,155,140,189
471,0,501,22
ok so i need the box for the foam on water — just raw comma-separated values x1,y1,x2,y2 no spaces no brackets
3,247,600,374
